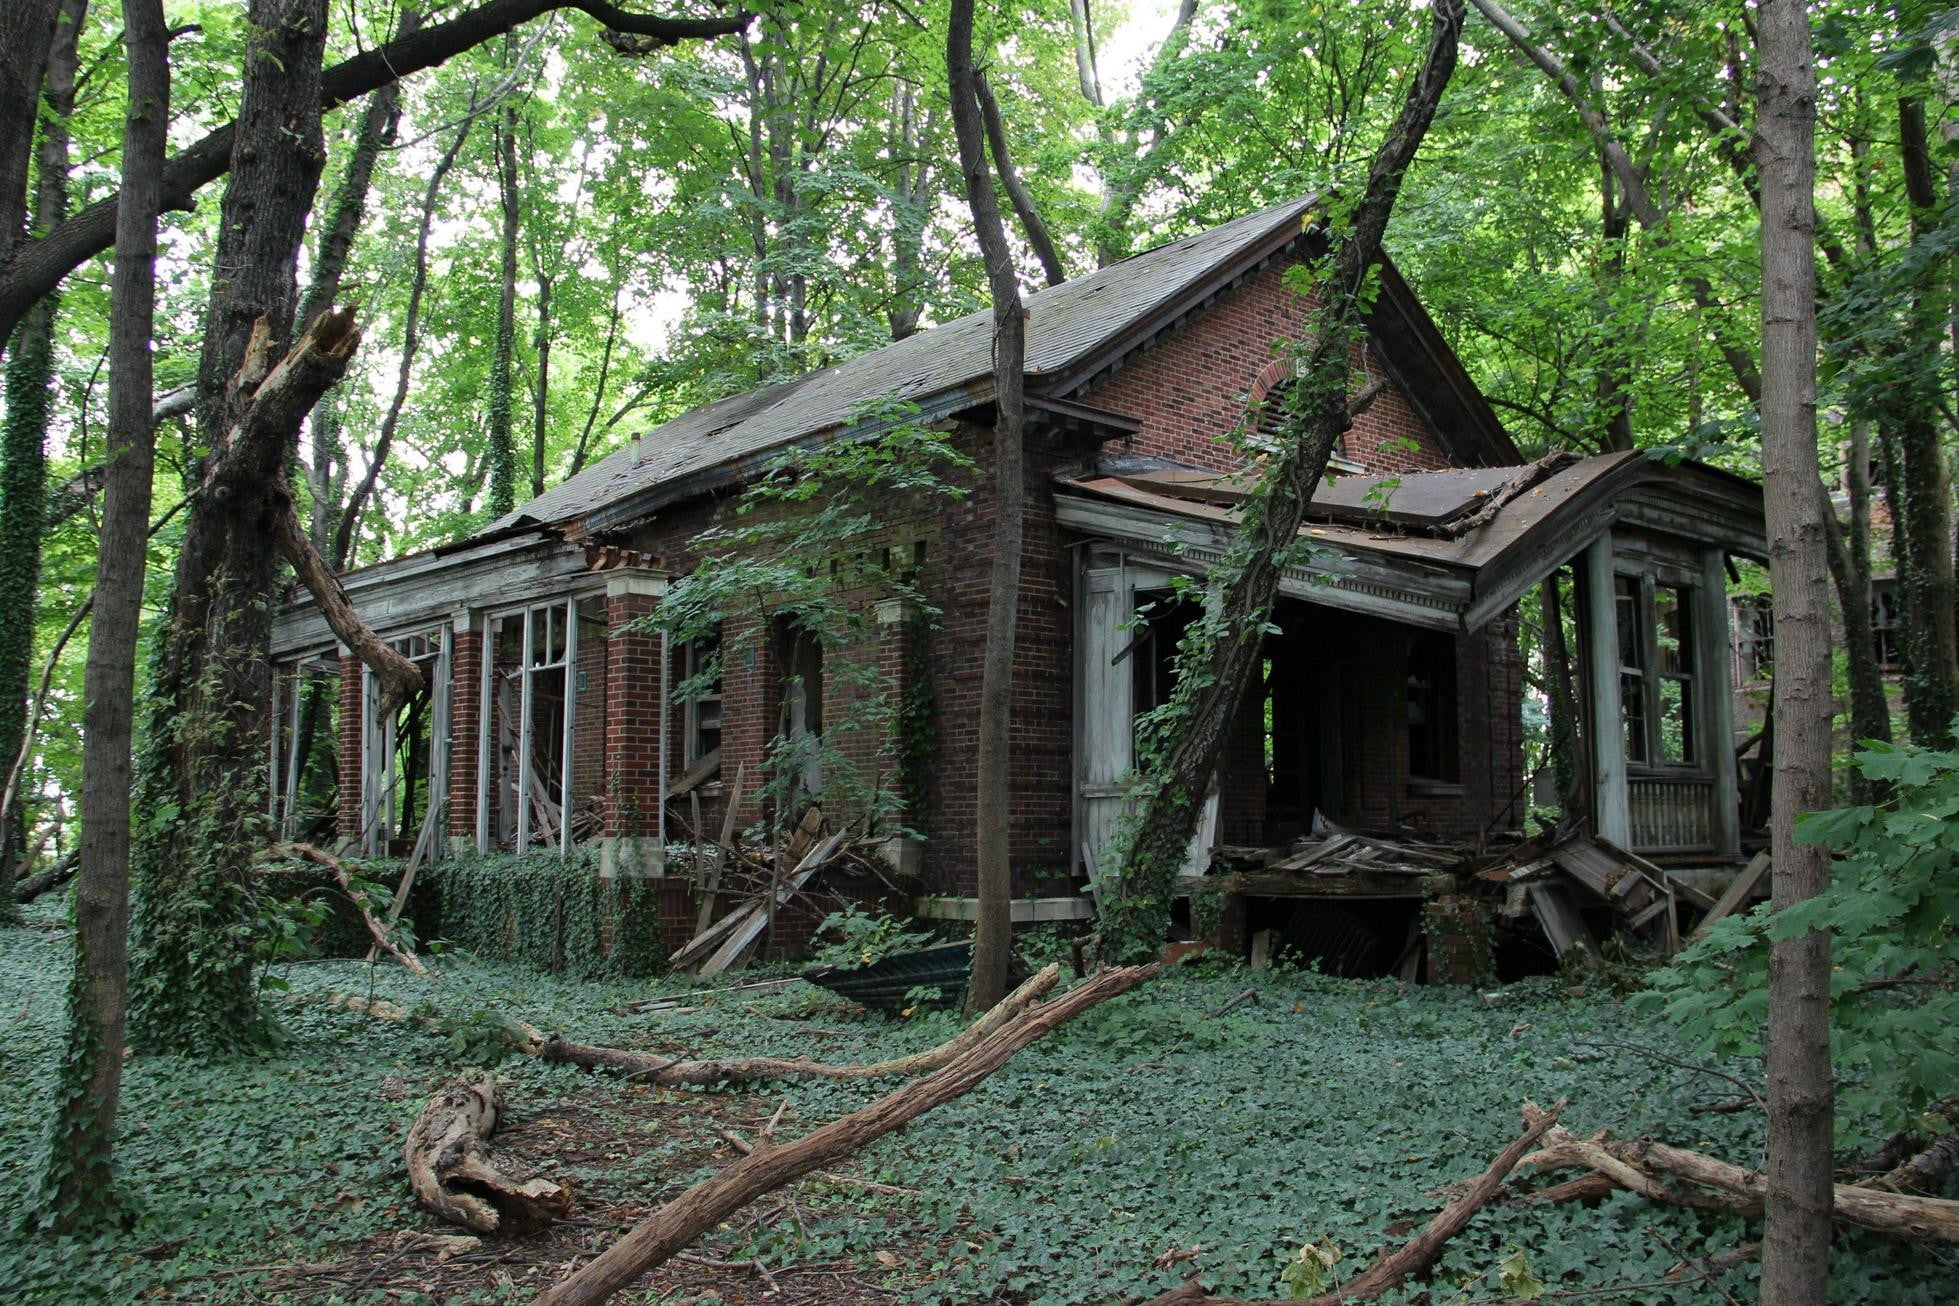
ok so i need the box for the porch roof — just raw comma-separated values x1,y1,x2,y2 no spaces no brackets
1053,451,1765,633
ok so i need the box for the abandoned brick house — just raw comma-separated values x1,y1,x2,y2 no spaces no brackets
268,195,1765,959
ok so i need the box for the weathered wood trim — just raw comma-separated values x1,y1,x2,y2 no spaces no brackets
913,895,1096,922
1581,534,1631,845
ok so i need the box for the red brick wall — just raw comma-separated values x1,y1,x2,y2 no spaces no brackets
336,653,362,837
603,586,664,840
448,629,481,840
1082,257,1456,477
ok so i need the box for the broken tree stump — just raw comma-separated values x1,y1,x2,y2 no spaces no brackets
403,1075,571,1235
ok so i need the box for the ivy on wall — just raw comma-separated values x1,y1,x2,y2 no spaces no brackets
427,851,667,979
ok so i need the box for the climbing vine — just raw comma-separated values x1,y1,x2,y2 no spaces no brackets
434,850,666,979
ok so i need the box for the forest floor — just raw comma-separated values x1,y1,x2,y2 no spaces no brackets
0,898,1949,1304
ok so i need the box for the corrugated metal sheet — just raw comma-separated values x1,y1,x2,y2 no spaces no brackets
483,195,1320,535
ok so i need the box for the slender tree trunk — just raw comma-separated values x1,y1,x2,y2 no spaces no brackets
1101,0,1465,961
1541,572,1582,807
975,71,1065,288
1889,95,1958,748
1755,0,1836,1296
0,0,61,276
0,0,86,916
333,114,472,568
486,101,520,518
1592,151,1634,453
948,0,1025,1014
37,0,165,1228
531,271,552,498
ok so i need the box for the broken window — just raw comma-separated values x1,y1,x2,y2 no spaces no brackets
1404,631,1459,783
483,598,602,854
1731,594,1773,685
268,655,341,841
775,620,825,803
1872,580,1903,670
1615,574,1699,769
679,632,723,763
361,629,447,857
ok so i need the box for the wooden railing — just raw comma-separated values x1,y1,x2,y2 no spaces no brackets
1628,775,1716,853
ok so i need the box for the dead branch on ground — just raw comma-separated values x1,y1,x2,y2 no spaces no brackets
532,962,1160,1305
271,842,431,978
404,1075,571,1234
1521,1124,1959,1242
1139,1099,1568,1305
535,964,1060,1086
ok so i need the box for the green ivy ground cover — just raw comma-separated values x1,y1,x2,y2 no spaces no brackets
0,904,1945,1303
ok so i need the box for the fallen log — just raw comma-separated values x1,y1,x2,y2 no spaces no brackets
404,1075,572,1235
532,962,1161,1306
1521,1125,1959,1242
272,841,431,978
12,848,78,903
536,963,1061,1086
1136,1099,1568,1305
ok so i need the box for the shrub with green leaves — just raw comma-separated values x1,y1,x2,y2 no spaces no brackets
1640,739,1959,1151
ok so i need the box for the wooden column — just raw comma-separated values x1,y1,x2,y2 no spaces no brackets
1701,550,1741,857
1581,535,1631,846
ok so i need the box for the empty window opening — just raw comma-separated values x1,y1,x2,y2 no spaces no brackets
361,629,445,857
1405,631,1460,784
269,656,342,841
483,598,605,854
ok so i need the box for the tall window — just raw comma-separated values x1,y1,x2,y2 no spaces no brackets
1731,594,1773,685
481,597,605,854
1616,575,1698,767
679,633,723,763
1405,631,1459,783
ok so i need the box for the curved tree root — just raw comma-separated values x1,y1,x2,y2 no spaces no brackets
403,1075,571,1235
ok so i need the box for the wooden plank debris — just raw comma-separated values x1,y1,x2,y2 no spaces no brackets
1691,851,1771,939
1527,882,1602,965
692,828,849,977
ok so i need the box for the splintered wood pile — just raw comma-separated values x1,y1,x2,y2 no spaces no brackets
664,805,903,978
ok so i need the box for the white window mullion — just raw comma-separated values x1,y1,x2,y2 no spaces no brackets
476,614,493,853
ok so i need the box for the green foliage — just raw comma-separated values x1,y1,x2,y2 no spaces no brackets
1640,739,1959,1150
809,904,936,971
1281,1237,1342,1298
430,850,666,980
644,402,971,836
3,909,1952,1301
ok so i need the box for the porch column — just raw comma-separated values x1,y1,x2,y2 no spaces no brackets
600,568,668,878
446,615,481,844
1581,535,1631,845
1700,550,1740,856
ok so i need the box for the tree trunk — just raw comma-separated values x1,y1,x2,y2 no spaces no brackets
486,101,521,518
975,71,1066,287
1755,1,1837,1296
0,0,86,917
0,0,61,274
1889,95,1958,748
1100,0,1465,962
948,0,1026,1015
37,0,166,1229
129,0,338,1054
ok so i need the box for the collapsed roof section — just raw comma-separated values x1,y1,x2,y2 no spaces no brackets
1055,450,1766,634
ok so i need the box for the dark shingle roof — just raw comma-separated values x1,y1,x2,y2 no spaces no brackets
485,194,1320,536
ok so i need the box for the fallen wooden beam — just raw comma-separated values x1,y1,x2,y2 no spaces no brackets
1692,851,1771,938
403,1076,571,1235
532,962,1161,1305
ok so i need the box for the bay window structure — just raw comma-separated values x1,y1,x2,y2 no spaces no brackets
479,596,611,855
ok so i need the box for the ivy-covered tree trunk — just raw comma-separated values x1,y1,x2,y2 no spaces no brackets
0,0,86,917
129,0,339,1054
947,0,1027,1014
486,101,521,519
1756,0,1837,1294
37,0,165,1228
1100,0,1465,963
